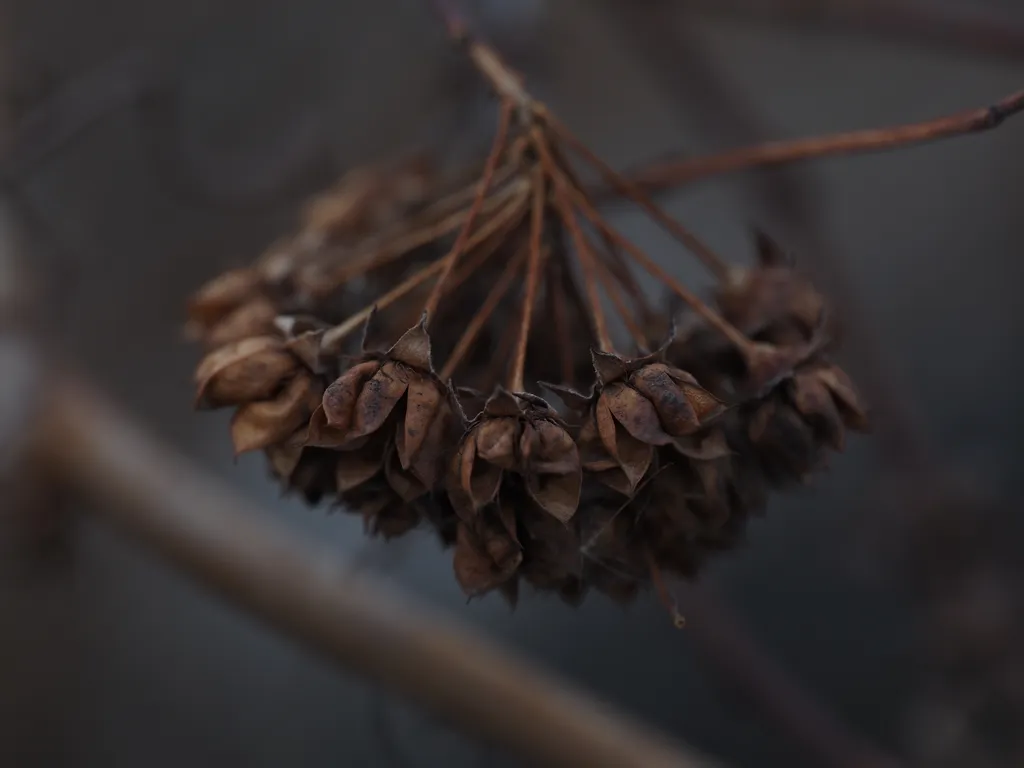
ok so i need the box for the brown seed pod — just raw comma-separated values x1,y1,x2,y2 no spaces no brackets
550,346,724,498
449,388,582,524
308,318,456,501
717,230,826,344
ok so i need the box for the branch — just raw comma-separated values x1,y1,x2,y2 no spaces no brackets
33,378,711,768
682,0,1024,64
623,89,1024,193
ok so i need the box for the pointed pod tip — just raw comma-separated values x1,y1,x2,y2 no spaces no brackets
591,348,629,385
388,321,434,371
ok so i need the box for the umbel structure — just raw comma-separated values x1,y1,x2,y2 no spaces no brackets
186,75,868,608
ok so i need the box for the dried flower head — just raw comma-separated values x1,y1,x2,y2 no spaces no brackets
185,34,869,617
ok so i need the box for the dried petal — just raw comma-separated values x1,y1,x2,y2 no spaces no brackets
603,383,673,446
411,398,453,488
187,268,261,329
594,400,652,493
817,365,870,431
453,522,521,597
306,405,367,449
322,360,381,434
400,376,444,469
195,336,296,408
385,443,428,502
520,420,581,522
473,417,519,471
526,472,581,524
335,444,384,492
203,298,278,348
457,433,502,514
538,382,592,414
790,370,846,451
351,362,410,438
386,318,433,371
592,349,630,385
265,437,310,490
230,374,320,455
531,421,579,474
630,364,701,436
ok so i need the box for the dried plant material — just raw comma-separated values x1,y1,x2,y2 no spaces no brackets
184,19,872,612
194,336,297,409
717,231,825,340
230,373,322,455
451,389,581,524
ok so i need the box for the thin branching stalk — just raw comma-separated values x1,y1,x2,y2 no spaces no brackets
623,90,1024,193
423,101,514,319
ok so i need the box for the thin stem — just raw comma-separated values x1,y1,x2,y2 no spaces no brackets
428,0,532,112
508,173,547,392
483,310,521,392
549,142,657,327
439,248,528,382
539,149,614,351
423,101,514,321
320,257,446,354
595,256,648,352
646,551,686,630
546,258,575,384
596,234,656,328
544,113,730,280
567,184,754,356
623,89,1024,193
441,188,532,296
305,177,526,298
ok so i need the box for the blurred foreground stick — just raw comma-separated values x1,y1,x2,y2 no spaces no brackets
30,378,709,768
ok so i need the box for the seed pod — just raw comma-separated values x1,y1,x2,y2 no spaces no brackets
450,388,582,523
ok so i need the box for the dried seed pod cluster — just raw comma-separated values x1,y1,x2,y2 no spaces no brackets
187,93,868,609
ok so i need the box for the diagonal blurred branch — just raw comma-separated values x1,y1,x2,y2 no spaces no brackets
29,371,711,768
682,0,1024,63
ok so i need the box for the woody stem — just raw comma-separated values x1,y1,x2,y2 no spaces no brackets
422,100,513,321
508,174,547,393
543,113,731,281
428,0,533,113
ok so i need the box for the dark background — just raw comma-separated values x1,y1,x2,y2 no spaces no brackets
3,1,1024,766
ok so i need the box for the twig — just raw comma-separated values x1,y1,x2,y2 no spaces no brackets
681,0,1024,64
623,89,1024,192
34,378,708,768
